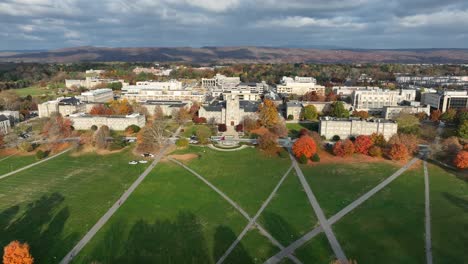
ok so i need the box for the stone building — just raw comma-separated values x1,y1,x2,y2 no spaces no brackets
76,88,114,103
382,105,430,120
421,90,468,112
198,94,259,126
286,101,353,120
0,111,20,124
65,77,124,89
202,74,241,89
351,89,416,113
0,115,11,135
142,100,191,117
38,97,86,118
276,76,325,95
319,117,398,140
69,113,146,131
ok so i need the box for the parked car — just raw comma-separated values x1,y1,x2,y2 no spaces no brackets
139,160,148,164
141,153,154,157
128,161,138,165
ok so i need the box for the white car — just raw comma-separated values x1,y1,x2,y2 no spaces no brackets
189,140,199,144
128,161,138,165
139,160,148,164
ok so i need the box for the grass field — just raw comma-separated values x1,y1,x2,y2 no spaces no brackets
301,161,399,217
428,163,468,264
332,163,426,263
0,148,148,263
0,153,38,175
74,162,247,264
286,122,318,137
11,86,54,97
295,233,335,264
173,146,292,216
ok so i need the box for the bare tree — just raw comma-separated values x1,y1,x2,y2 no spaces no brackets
137,120,169,152
94,125,110,149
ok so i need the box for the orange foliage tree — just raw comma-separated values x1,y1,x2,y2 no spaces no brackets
354,135,373,155
89,104,112,115
352,110,369,119
109,99,133,115
333,139,355,157
388,143,409,161
430,109,442,122
292,135,317,159
3,241,34,264
257,131,278,155
42,112,73,139
453,151,468,169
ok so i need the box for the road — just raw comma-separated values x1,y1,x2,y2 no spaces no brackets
266,157,419,263
288,152,348,263
170,159,302,264
0,148,71,180
59,126,182,264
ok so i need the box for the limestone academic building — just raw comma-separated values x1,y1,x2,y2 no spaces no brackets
319,117,398,140
198,94,259,126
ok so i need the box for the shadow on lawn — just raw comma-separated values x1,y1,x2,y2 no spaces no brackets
85,211,214,263
0,192,79,263
442,192,468,213
213,225,254,264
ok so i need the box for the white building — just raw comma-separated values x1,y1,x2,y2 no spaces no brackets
38,97,86,118
65,77,124,89
122,89,204,102
123,80,182,92
421,90,468,112
276,76,325,95
69,113,146,131
352,89,416,113
286,101,353,120
332,86,380,98
0,110,20,124
202,74,241,89
0,115,11,135
142,100,192,117
76,88,114,103
396,75,468,86
133,67,173,76
198,94,259,126
319,117,398,140
382,105,431,120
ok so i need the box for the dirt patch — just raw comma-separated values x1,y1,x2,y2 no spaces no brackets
168,153,198,161
305,149,400,166
70,145,127,157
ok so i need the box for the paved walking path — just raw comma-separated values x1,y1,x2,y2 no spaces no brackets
423,161,433,264
288,153,348,263
59,127,182,264
266,157,419,263
208,144,249,152
0,148,71,180
170,159,301,264
0,152,18,163
216,165,296,264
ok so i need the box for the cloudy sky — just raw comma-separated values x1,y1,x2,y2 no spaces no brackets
1,0,468,50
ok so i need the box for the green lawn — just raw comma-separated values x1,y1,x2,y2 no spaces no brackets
225,228,280,264
294,233,335,264
181,124,213,138
333,165,426,263
301,161,399,217
173,146,292,216
0,148,147,263
286,122,318,138
428,163,468,264
0,153,38,175
11,86,54,97
258,169,319,246
74,162,247,264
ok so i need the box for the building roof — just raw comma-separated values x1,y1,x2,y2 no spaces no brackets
0,114,9,122
58,97,82,106
320,116,396,123
239,100,259,112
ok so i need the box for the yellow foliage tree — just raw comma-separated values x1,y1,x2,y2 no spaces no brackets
3,241,34,264
258,99,279,128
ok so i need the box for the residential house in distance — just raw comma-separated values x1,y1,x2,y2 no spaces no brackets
38,97,86,118
0,115,11,135
276,76,325,96
421,90,468,112
198,94,259,126
69,113,146,131
76,88,114,103
319,117,398,140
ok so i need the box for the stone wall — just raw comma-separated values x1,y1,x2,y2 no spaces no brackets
70,114,146,131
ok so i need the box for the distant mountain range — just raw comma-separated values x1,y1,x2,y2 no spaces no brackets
1,46,468,64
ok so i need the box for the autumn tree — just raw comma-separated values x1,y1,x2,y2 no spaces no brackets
301,91,324,101
354,135,373,155
325,92,338,102
0,133,4,148
258,99,279,128
195,125,212,144
269,122,288,137
242,116,259,132
388,143,409,161
153,105,164,120
441,108,457,123
352,110,369,119
137,120,169,152
301,105,318,121
3,241,33,264
94,125,110,149
368,146,382,157
42,112,73,140
90,104,112,115
258,131,278,155
172,107,191,124
370,133,386,147
292,135,317,159
430,109,442,122
329,101,350,118
458,120,468,139
415,112,428,121
396,113,420,134
109,99,133,115
388,134,418,154
333,139,354,157
453,151,468,169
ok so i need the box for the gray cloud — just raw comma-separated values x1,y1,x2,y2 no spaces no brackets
0,0,467,50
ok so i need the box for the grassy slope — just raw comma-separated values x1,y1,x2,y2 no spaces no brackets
286,123,318,138
75,162,247,264
428,164,468,264
301,162,399,217
0,148,147,263
0,154,38,175
294,232,335,264
333,165,426,263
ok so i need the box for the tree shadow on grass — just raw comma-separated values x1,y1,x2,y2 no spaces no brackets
213,225,254,264
442,192,468,213
85,211,212,264
0,192,79,263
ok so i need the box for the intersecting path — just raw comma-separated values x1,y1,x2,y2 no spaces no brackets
288,152,348,263
266,156,419,263
0,151,18,163
169,158,302,264
423,161,433,264
0,148,71,180
59,126,182,264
